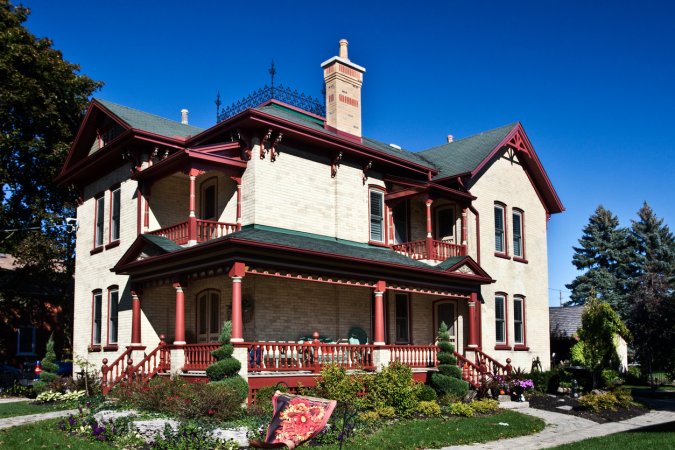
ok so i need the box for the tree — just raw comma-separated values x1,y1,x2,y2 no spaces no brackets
566,206,632,310
0,1,101,349
576,298,630,388
33,333,59,393
431,322,468,400
625,203,675,376
205,321,249,403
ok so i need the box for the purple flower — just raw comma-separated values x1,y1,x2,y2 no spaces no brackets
68,415,76,426
86,401,91,408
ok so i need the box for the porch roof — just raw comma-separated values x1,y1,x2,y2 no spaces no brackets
113,225,493,284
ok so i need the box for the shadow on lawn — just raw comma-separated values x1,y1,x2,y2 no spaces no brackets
626,420,675,433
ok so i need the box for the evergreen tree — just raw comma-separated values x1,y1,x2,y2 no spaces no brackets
0,1,101,343
205,321,249,403
566,206,631,310
34,334,59,393
431,322,468,399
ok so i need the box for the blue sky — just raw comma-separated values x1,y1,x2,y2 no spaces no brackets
23,0,675,305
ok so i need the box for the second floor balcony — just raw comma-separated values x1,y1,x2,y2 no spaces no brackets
392,239,467,262
147,219,238,245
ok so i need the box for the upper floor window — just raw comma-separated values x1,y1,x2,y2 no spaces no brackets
108,286,119,345
513,209,524,258
494,203,506,254
395,293,410,343
110,187,121,242
201,178,218,220
92,290,102,346
495,294,506,344
369,188,385,243
435,206,455,242
513,296,525,345
95,195,105,247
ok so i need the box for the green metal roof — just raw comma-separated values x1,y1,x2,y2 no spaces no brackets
417,123,517,179
140,234,184,253
96,99,204,138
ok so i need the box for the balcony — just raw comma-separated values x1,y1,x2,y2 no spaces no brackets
392,239,466,262
147,219,238,245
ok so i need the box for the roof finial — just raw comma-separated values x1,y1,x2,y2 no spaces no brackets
269,60,276,89
215,91,222,121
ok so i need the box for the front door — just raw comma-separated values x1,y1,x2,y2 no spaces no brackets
435,301,457,346
197,290,221,342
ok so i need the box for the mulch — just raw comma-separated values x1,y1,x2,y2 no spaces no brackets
528,393,648,424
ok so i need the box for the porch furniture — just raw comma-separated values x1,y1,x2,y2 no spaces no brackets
348,327,368,345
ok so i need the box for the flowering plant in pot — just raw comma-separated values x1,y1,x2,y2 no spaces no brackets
510,379,534,402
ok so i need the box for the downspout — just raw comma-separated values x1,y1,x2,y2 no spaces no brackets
468,204,481,265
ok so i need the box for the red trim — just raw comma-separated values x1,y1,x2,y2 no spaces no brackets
393,291,411,344
102,345,118,351
495,253,511,260
105,241,120,250
494,292,508,348
469,205,481,265
90,246,103,255
136,186,142,236
93,193,105,251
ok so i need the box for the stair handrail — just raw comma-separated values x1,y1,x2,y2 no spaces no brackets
101,347,134,395
471,349,511,377
453,351,483,388
131,337,169,383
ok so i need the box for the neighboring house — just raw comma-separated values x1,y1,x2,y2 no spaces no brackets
549,305,628,371
57,40,564,398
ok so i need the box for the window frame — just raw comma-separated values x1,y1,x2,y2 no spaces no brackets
394,293,411,344
109,186,121,245
512,208,527,262
368,186,386,245
494,293,511,350
494,203,508,257
91,289,103,350
16,327,37,356
513,295,529,350
106,286,119,349
93,194,105,251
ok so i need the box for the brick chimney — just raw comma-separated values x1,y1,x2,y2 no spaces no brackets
181,109,189,125
321,39,366,140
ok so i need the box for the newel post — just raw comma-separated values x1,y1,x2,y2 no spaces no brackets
101,358,109,393
312,330,321,373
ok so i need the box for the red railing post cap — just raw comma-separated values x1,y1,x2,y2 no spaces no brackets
102,358,108,365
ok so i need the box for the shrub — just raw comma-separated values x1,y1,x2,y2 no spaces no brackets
416,400,441,417
315,364,368,405
530,370,556,394
210,377,249,402
431,322,469,398
374,405,396,418
211,344,234,360
252,384,289,415
153,420,239,450
206,321,247,404
358,410,380,423
470,398,499,414
570,341,586,366
601,369,623,388
206,358,241,380
364,362,420,416
438,392,464,406
417,384,438,401
34,334,59,394
449,402,474,417
625,366,642,384
578,389,634,412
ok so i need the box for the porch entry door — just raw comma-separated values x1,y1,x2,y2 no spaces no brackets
197,290,221,343
435,301,457,346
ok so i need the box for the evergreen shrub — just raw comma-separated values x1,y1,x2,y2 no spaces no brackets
205,321,248,404
431,322,469,399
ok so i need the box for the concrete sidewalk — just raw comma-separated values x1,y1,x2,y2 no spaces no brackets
0,408,79,429
435,406,675,449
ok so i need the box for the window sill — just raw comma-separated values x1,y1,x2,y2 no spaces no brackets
88,345,102,352
494,344,512,351
369,240,389,248
90,246,104,255
105,240,120,250
103,344,119,351
494,253,511,260
513,257,528,264
514,345,530,351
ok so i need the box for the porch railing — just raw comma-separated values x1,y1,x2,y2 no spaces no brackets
101,347,134,395
183,343,221,371
146,219,237,245
453,352,483,388
388,345,438,368
241,341,376,372
469,348,511,378
392,239,466,261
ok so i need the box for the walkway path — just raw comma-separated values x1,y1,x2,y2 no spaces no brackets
0,408,79,430
436,405,675,449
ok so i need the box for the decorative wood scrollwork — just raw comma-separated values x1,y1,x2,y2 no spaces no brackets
270,132,283,161
362,160,372,184
260,129,273,159
331,152,343,178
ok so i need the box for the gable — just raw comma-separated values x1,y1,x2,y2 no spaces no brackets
113,234,183,270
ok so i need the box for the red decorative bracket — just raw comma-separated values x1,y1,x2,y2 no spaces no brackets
270,132,283,162
260,129,273,159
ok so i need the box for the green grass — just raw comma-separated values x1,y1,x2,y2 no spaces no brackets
312,410,545,450
550,421,675,449
0,418,111,449
0,401,74,418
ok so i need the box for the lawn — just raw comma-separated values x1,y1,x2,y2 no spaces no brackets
0,401,74,418
0,418,110,449
311,410,545,450
550,420,675,449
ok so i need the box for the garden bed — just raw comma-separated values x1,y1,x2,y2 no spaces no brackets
528,393,647,423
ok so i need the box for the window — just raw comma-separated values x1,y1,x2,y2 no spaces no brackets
495,294,506,344
394,293,410,343
369,188,385,243
108,287,119,345
110,188,121,242
435,206,455,241
95,195,105,247
494,204,506,253
201,179,217,220
513,209,524,258
197,290,221,342
435,301,456,344
16,327,37,355
513,296,526,346
392,201,408,244
92,290,102,346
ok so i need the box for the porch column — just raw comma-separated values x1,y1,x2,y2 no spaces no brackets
461,207,468,247
187,169,198,245
467,292,479,348
229,262,246,342
173,282,186,345
232,177,242,231
374,280,386,345
130,290,142,346
425,198,434,260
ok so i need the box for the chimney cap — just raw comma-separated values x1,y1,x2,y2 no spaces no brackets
447,134,454,143
181,109,189,125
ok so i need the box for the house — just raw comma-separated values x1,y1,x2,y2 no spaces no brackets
57,40,564,399
549,306,628,370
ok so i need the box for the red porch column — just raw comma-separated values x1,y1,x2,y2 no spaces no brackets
425,199,434,260
461,207,468,247
232,177,242,231
173,282,186,345
130,290,142,346
467,292,479,348
229,262,246,342
188,169,199,244
374,280,386,345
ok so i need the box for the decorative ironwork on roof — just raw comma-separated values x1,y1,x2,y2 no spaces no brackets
217,84,325,122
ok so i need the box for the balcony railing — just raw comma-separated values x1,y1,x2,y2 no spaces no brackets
392,239,466,261
147,219,238,245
